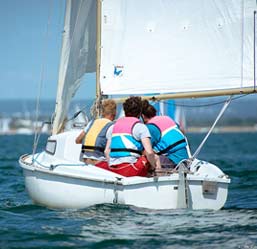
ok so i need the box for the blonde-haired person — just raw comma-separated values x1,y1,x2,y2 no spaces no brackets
76,99,117,165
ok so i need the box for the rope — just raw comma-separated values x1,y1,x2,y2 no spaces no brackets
253,10,256,92
32,0,53,156
32,153,85,169
61,92,254,126
191,96,233,161
159,93,254,108
90,95,104,119
241,0,245,89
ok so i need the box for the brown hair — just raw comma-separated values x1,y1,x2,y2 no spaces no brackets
123,96,142,117
141,99,157,118
102,99,117,117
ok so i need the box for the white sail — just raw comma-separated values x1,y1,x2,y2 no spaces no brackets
52,0,96,134
100,0,256,96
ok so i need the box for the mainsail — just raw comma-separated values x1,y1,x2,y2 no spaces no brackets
53,0,257,134
100,0,256,96
52,0,96,134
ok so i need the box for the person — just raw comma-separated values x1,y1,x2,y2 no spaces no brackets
96,96,157,177
75,99,117,165
141,99,190,169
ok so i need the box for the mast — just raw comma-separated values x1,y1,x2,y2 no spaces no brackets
95,0,102,118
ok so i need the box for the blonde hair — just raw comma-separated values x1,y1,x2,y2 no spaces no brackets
102,99,117,117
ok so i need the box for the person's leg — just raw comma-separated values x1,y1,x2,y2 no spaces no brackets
96,156,151,177
109,163,138,176
134,156,150,177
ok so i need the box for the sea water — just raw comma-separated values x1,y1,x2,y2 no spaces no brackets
0,133,256,249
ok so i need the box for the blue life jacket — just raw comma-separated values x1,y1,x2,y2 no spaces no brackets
147,116,187,156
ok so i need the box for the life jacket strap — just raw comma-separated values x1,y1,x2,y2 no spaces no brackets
157,139,186,155
82,145,105,152
111,148,142,155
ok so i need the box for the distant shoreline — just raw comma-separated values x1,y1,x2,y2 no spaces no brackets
187,125,257,133
1,125,257,135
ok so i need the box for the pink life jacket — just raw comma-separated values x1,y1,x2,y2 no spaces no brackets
110,117,143,157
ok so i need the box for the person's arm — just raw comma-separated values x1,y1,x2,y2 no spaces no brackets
104,124,113,162
134,123,156,170
75,120,93,144
75,131,85,144
141,137,156,170
104,138,111,163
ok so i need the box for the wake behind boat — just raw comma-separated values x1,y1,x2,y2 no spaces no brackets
20,0,257,210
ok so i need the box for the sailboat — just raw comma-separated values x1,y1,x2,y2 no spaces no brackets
19,0,257,210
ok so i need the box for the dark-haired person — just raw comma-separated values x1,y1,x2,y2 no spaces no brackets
96,96,157,177
141,99,190,169
75,99,117,165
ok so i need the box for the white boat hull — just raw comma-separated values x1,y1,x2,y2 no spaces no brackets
20,157,229,210
19,131,230,210
22,167,116,209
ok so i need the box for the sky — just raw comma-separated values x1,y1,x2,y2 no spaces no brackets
0,0,95,100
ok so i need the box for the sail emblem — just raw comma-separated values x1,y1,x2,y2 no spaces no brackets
114,65,124,77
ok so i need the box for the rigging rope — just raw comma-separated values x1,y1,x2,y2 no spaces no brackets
159,92,254,108
253,10,256,92
241,0,245,89
191,96,233,161
32,0,53,157
64,92,255,125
